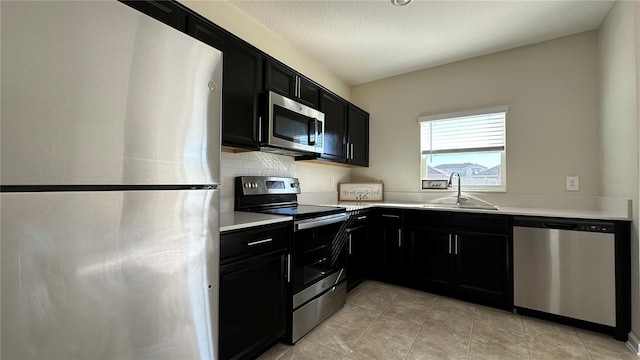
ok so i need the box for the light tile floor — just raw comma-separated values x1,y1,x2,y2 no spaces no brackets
258,280,637,360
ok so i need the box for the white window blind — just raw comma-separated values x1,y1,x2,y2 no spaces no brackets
419,108,506,155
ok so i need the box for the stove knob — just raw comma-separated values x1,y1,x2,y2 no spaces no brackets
244,183,249,188
252,182,258,188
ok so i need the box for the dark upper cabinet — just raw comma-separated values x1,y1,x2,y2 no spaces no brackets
123,0,368,157
264,59,320,109
320,92,348,161
120,1,186,31
320,92,369,167
347,105,369,167
187,15,262,150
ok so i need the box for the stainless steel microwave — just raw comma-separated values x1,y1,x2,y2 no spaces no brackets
260,91,325,157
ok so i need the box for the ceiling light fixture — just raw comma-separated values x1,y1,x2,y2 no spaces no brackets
391,0,412,6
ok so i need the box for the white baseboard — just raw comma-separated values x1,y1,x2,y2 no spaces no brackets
626,331,640,355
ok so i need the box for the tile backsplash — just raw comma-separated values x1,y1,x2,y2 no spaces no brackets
220,151,351,212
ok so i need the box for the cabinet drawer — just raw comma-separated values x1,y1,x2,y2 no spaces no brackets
406,210,509,234
221,223,290,263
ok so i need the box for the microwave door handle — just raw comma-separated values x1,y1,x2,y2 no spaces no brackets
308,118,317,146
314,118,319,146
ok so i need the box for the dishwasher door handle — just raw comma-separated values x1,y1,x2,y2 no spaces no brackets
543,222,578,230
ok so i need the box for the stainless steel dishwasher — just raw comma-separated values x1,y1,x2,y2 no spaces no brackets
513,217,616,326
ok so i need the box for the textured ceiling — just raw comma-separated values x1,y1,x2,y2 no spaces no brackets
228,0,614,85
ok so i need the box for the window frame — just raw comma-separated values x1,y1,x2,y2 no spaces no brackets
419,106,508,192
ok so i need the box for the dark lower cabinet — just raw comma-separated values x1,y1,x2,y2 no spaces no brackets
220,224,290,360
370,210,403,284
404,210,511,308
454,230,508,302
346,211,370,291
405,227,452,291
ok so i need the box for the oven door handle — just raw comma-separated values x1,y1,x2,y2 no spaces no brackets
294,213,347,231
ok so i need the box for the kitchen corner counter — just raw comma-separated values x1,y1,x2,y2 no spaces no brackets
332,202,631,221
220,212,292,233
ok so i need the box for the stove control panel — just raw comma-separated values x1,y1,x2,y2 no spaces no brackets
235,176,301,195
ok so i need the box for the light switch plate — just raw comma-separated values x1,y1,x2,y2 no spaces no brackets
566,176,580,191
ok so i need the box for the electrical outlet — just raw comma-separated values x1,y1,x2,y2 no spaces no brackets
566,176,580,191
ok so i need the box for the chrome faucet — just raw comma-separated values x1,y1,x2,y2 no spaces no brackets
448,172,462,206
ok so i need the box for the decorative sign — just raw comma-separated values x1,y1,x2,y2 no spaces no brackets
338,182,384,202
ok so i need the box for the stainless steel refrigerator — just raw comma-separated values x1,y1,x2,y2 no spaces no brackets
1,1,222,358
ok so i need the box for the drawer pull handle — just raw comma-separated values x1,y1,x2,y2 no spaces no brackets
357,216,367,220
247,238,273,246
382,214,400,218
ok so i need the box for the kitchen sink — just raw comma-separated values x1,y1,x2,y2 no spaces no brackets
424,192,499,210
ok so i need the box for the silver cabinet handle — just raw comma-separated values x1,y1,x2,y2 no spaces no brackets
345,142,350,159
348,234,352,255
286,254,291,283
398,229,402,247
382,214,400,219
357,216,367,220
454,235,459,255
247,238,272,246
448,234,452,254
350,143,354,160
257,116,262,142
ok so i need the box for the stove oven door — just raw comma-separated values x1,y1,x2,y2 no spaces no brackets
291,213,347,296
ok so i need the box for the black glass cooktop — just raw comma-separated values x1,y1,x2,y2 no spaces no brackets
257,204,345,220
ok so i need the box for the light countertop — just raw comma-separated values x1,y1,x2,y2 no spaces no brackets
220,211,292,233
331,202,631,221
220,202,630,233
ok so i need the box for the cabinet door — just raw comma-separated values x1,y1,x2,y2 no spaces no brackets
265,60,319,109
219,251,287,360
347,106,369,167
370,212,403,284
347,221,369,290
405,227,452,292
120,1,186,31
320,92,347,162
454,231,508,304
264,60,296,98
189,16,262,150
298,77,320,108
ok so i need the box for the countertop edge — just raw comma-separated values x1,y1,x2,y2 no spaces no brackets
336,202,632,221
220,212,292,233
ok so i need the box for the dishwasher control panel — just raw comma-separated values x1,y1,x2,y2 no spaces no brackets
513,217,615,234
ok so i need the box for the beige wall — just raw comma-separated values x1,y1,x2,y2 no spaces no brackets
350,32,600,197
179,0,350,99
599,0,640,344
